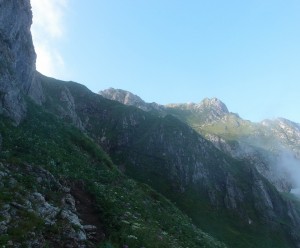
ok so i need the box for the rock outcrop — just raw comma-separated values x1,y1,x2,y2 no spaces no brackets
99,88,164,113
0,0,44,124
0,162,103,247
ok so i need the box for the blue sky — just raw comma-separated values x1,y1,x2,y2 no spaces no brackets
31,0,300,123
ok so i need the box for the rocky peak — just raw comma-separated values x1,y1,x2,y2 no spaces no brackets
166,97,229,124
167,97,228,114
0,0,44,124
100,88,145,106
99,88,163,112
199,98,229,114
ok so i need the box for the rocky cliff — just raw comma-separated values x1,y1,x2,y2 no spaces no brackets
0,0,43,124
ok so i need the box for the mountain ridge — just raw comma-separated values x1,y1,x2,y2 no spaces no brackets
1,1,300,247
100,87,299,125
100,88,300,194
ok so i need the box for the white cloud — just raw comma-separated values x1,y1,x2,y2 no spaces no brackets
31,0,69,78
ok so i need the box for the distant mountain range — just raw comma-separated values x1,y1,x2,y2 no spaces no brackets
1,1,300,248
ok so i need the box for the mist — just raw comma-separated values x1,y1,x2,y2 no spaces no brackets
277,150,300,197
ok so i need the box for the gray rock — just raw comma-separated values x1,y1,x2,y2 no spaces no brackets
60,209,83,228
0,170,8,179
0,223,7,235
31,192,59,225
0,209,11,224
83,225,97,232
62,193,77,212
99,88,165,113
0,0,44,124
32,192,46,203
10,202,27,210
58,86,83,130
62,186,71,193
76,229,87,241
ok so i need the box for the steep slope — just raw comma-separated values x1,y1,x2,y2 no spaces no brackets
170,102,300,194
0,1,227,247
42,80,300,247
0,103,226,248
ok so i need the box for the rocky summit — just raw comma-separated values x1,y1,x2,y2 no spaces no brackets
1,1,300,248
99,87,164,113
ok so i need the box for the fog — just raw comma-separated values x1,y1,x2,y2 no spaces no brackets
277,150,300,196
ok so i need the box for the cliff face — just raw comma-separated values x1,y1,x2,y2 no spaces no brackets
0,0,43,124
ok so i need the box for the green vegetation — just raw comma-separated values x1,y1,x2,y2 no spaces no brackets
0,100,225,248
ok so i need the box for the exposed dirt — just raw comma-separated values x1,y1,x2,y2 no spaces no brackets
70,181,106,244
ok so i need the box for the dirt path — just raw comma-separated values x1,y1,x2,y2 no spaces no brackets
71,181,106,244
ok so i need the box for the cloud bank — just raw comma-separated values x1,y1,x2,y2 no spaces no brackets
31,0,69,78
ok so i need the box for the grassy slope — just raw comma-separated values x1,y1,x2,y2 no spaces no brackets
0,100,226,248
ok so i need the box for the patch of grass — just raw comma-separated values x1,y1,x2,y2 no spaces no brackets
7,210,44,242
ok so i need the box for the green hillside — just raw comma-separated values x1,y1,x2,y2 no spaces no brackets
0,100,226,247
39,76,300,248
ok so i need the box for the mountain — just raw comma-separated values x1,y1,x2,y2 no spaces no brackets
1,1,300,248
100,88,300,246
100,88,300,194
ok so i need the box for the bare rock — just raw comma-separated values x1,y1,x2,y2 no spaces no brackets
0,0,44,124
83,225,97,232
62,193,77,212
58,86,84,130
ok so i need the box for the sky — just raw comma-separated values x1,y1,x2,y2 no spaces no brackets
31,0,300,123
